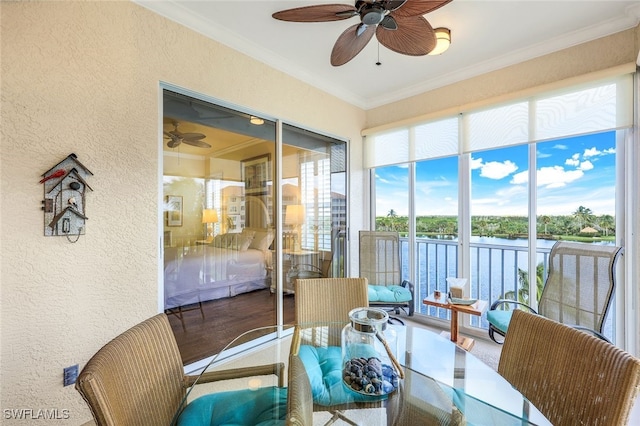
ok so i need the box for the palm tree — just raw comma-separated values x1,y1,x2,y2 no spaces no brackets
598,214,615,236
386,209,398,231
572,206,594,231
499,263,544,309
540,215,551,234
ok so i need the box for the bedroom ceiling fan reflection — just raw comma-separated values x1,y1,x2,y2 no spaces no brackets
164,121,211,149
272,0,452,66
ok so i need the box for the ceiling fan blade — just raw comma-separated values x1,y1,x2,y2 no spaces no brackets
382,0,408,11
331,23,376,66
183,139,212,148
376,15,435,56
167,139,181,148
179,132,206,141
391,0,452,18
272,4,357,22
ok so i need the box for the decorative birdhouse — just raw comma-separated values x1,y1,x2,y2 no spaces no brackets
41,153,93,238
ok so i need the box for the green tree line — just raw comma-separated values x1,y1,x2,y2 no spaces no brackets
376,205,615,241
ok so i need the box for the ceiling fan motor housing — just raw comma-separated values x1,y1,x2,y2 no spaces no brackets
361,4,386,25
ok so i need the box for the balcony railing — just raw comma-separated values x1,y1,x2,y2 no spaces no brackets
401,237,553,330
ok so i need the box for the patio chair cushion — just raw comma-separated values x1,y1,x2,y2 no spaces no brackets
486,310,512,334
298,345,386,406
177,386,288,425
368,285,412,303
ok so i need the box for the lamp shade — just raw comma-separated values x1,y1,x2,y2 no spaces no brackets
202,209,218,224
285,204,305,225
428,27,451,55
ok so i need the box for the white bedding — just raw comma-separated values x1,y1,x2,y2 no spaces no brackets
164,244,271,309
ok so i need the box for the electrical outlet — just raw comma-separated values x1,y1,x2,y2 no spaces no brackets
63,364,78,387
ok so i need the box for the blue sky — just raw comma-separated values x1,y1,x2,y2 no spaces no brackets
376,131,616,217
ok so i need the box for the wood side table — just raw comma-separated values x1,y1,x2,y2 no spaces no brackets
423,293,488,351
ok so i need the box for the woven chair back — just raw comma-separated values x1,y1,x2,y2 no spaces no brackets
76,314,184,426
294,278,368,347
359,231,401,286
538,241,622,334
499,310,640,426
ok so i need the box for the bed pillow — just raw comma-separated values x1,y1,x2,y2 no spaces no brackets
249,229,274,251
241,228,256,240
228,234,254,251
212,234,227,248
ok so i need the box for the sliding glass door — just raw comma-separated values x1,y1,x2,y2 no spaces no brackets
161,88,347,363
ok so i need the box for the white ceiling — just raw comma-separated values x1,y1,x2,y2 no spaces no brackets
137,0,640,110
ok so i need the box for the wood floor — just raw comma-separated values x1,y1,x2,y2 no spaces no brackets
167,288,296,365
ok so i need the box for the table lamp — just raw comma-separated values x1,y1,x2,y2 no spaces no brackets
285,204,305,251
202,208,218,241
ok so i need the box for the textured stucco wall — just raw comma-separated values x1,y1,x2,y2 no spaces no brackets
2,1,638,424
0,1,365,424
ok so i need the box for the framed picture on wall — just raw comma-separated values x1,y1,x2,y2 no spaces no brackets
166,195,183,227
242,154,270,196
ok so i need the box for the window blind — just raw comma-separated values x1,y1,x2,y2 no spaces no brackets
364,71,634,167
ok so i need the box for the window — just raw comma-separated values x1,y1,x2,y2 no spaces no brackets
364,72,633,342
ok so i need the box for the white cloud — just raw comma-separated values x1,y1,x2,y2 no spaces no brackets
583,147,601,158
479,160,518,180
553,144,568,150
496,185,527,198
512,166,584,189
470,157,483,170
511,170,528,185
584,146,615,158
579,160,594,171
538,166,584,188
565,155,580,167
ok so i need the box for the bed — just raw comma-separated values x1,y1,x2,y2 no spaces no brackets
164,227,274,309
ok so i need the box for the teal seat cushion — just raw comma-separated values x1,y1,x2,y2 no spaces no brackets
177,386,287,426
486,310,513,334
368,285,412,303
298,345,386,406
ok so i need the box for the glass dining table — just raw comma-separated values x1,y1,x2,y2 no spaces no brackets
172,322,552,425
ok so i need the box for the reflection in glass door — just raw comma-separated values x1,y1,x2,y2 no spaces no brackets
161,89,347,364
280,124,347,300
162,90,278,364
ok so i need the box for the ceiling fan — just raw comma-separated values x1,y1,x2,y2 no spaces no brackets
272,0,452,66
164,121,211,149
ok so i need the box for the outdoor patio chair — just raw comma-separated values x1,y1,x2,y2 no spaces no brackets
76,313,287,426
487,241,623,344
498,309,640,426
359,231,415,321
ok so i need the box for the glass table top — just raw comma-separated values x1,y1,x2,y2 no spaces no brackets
172,322,551,426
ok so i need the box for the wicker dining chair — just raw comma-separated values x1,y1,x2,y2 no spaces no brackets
288,277,464,425
487,241,623,343
499,309,640,426
76,313,287,426
289,277,384,409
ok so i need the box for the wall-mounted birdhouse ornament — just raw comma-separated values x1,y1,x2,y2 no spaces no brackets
41,153,93,240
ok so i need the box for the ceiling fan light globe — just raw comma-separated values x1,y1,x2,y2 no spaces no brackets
428,27,451,55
